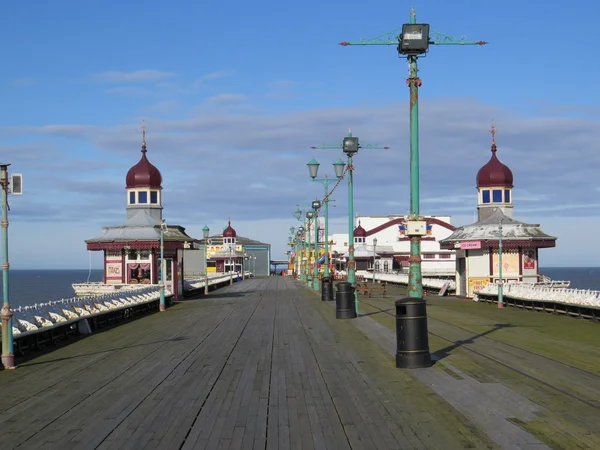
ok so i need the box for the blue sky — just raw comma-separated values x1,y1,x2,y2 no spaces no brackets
1,0,600,269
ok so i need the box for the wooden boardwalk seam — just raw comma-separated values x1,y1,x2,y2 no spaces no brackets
1,278,502,450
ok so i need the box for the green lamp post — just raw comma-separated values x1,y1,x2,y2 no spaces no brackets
297,225,305,281
307,158,345,282
339,7,487,300
372,237,378,283
310,199,322,291
311,131,388,315
0,164,15,369
306,209,315,286
202,225,210,295
498,219,504,308
159,219,168,311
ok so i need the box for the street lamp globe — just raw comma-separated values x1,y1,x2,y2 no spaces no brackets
307,158,320,179
312,200,321,211
294,208,302,220
289,226,295,235
202,225,210,239
374,237,378,246
298,225,304,234
333,159,346,178
399,23,430,56
306,210,315,220
342,136,359,154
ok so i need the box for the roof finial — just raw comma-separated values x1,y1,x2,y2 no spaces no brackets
141,121,147,154
348,127,352,137
411,5,416,16
490,120,497,153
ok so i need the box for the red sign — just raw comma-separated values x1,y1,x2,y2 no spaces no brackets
523,250,536,270
460,241,481,250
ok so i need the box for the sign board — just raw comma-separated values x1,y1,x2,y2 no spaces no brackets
460,241,481,250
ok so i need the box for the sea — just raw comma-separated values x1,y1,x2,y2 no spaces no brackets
1,267,599,309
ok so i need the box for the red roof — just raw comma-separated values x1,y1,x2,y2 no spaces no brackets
353,223,367,237
126,144,162,189
476,143,513,188
223,220,237,238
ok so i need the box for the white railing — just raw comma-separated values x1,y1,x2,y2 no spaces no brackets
476,283,600,307
356,270,455,290
183,272,250,290
1,286,168,337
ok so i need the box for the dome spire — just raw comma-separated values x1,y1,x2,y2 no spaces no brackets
490,120,497,153
141,121,147,154
476,121,513,188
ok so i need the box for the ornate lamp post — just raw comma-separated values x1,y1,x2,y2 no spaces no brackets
202,225,210,294
306,209,315,286
339,7,486,301
159,219,168,312
310,200,322,291
229,245,233,285
498,219,504,308
297,225,305,281
0,164,15,369
307,159,345,281
373,237,378,283
312,131,388,314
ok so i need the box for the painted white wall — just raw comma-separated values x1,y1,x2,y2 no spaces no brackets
466,250,489,278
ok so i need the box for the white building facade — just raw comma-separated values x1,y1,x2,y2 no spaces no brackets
328,215,456,277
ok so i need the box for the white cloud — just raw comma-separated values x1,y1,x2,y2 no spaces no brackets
92,70,175,83
3,97,600,267
206,93,248,103
13,77,36,87
105,86,154,96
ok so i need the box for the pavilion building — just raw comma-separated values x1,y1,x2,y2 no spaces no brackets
439,125,557,297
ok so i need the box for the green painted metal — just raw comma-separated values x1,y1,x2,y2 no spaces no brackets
0,164,15,369
311,131,388,317
498,220,504,308
312,177,337,279
159,221,166,311
313,212,319,291
339,6,486,302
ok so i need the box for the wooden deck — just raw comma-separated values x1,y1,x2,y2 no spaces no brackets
4,277,598,449
0,277,501,450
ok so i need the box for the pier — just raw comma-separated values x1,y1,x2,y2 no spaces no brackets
2,278,600,449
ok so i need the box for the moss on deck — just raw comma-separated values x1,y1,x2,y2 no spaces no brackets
354,284,600,449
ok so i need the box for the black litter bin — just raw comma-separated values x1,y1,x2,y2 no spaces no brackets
321,277,334,302
395,297,432,368
336,282,356,319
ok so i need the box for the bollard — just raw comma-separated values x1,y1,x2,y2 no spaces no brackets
395,297,432,369
336,282,357,319
321,277,334,301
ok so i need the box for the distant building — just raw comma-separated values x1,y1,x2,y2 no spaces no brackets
196,221,271,277
83,132,195,299
78,130,272,298
329,215,456,277
439,125,557,297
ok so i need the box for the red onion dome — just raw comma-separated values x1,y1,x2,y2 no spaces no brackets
476,142,513,188
223,220,237,238
353,223,367,237
126,143,162,189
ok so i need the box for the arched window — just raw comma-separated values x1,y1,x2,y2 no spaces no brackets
384,261,389,272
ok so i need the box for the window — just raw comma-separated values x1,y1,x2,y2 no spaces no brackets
129,191,135,204
504,189,511,203
138,191,148,204
423,254,435,259
128,263,150,284
150,191,158,204
492,189,503,203
439,253,451,259
482,190,490,203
